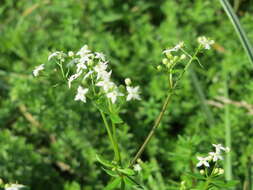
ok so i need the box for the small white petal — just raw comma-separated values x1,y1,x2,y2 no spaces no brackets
33,64,44,77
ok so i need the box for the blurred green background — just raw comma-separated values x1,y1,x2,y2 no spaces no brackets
0,0,253,189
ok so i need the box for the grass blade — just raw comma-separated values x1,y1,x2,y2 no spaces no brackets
219,0,253,65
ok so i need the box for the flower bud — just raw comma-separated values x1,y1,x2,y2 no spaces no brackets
162,58,169,65
214,168,219,175
157,65,162,71
218,168,224,175
68,51,74,57
173,56,179,62
165,53,173,59
125,78,132,86
180,54,186,60
200,170,205,175
87,60,93,66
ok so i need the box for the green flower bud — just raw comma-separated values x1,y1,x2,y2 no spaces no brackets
157,65,162,71
165,52,173,59
162,58,168,65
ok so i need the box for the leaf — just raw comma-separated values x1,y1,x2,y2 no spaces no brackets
102,167,118,177
219,0,253,65
118,168,135,176
110,113,123,124
96,154,114,168
211,179,238,188
186,172,206,180
104,178,121,190
94,97,110,114
124,176,144,189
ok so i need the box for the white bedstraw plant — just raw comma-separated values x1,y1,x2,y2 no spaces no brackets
32,36,226,189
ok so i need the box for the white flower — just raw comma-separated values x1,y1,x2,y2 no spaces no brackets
76,45,93,58
74,86,89,103
196,156,210,167
76,62,87,73
197,36,214,50
33,64,44,77
209,152,223,162
95,52,106,61
163,42,184,54
133,164,142,172
106,89,124,104
96,79,115,92
94,61,108,72
83,71,93,80
79,56,91,64
48,51,61,61
68,71,82,88
97,70,111,81
212,144,226,153
5,184,25,190
126,86,141,101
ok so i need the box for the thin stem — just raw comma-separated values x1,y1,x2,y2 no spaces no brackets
203,179,210,190
112,121,121,164
130,48,200,167
223,68,232,181
130,92,172,166
108,101,122,164
100,110,119,162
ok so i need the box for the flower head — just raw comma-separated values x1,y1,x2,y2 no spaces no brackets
74,86,89,103
126,86,141,101
48,51,61,61
106,89,124,104
95,52,106,61
197,36,214,50
163,42,184,54
212,144,226,153
76,45,92,58
33,64,44,77
209,151,223,162
133,164,142,172
68,71,82,88
196,156,210,168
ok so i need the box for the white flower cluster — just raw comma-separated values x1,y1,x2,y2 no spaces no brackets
197,36,215,50
41,45,141,104
196,144,230,168
5,184,25,190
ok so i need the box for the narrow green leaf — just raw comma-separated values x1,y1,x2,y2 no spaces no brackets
102,167,118,177
118,168,135,176
110,113,123,124
186,172,206,180
96,154,114,168
219,0,253,65
104,178,121,190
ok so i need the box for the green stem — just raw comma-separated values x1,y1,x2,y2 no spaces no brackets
224,69,232,181
112,122,121,164
130,48,200,167
203,179,210,190
100,110,119,162
130,92,172,166
108,101,122,164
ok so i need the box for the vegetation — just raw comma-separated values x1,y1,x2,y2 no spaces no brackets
0,0,253,189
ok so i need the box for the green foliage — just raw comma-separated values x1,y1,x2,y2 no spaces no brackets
0,0,253,189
